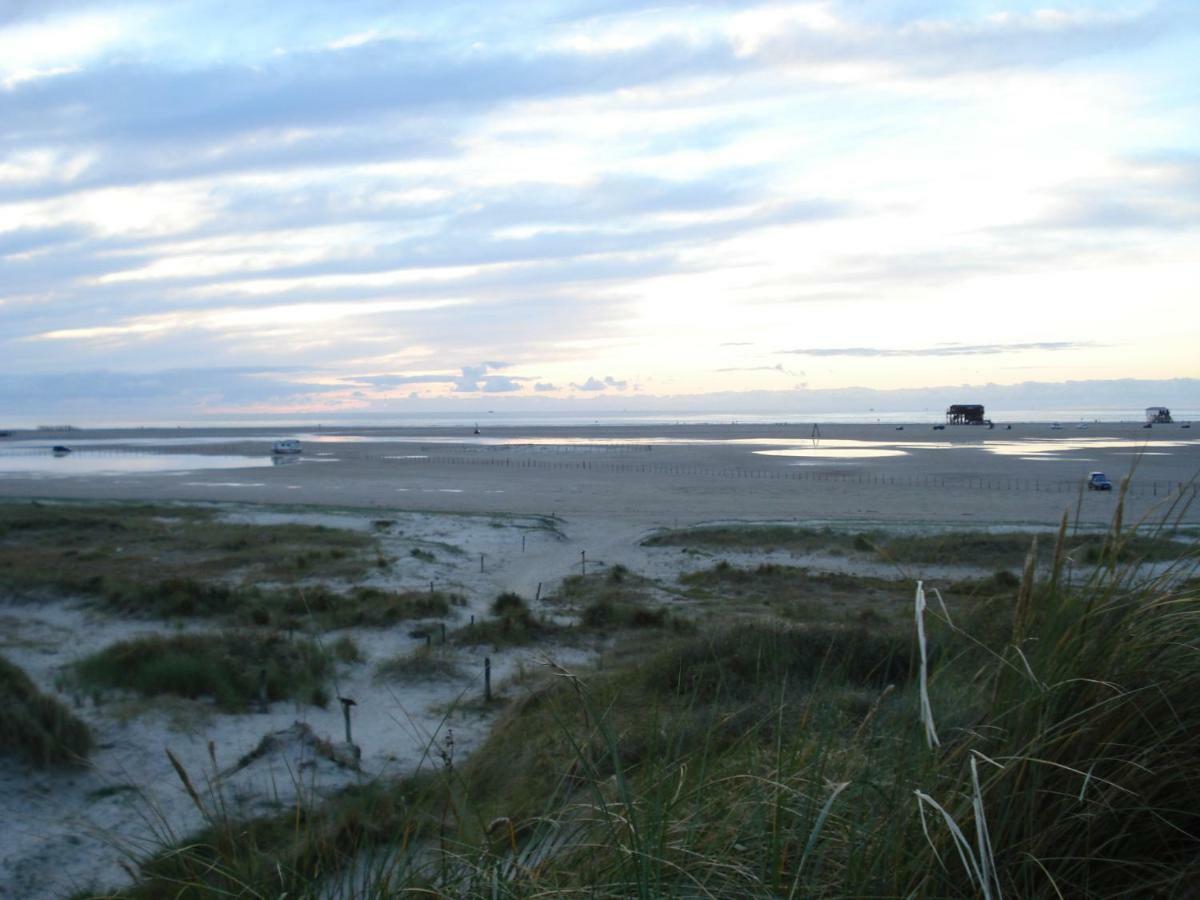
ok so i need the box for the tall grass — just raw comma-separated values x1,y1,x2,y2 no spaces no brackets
109,501,1199,899
0,654,92,766
72,631,332,711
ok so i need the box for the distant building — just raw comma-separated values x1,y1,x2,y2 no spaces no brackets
946,404,987,425
1145,407,1173,424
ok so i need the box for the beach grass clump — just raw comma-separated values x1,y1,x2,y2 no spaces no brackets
0,654,92,766
643,524,861,554
647,521,1192,571
680,560,911,622
452,596,554,649
72,631,331,711
374,646,464,683
265,584,456,629
0,500,377,600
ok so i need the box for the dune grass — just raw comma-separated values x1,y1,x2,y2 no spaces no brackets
0,499,377,599
0,654,92,766
105,500,1200,898
71,631,332,711
647,522,1190,571
374,646,464,683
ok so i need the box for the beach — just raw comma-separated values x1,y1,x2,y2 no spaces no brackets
2,421,1197,527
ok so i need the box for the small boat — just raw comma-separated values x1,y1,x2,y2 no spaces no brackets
272,439,302,455
1050,423,1063,430
52,445,72,455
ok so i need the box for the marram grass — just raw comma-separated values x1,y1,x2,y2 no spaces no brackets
100,505,1198,899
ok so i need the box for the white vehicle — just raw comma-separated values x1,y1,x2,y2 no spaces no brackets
272,439,302,455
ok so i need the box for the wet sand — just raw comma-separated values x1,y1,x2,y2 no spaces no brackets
2,421,1197,527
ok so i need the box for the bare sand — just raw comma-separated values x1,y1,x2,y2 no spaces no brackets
2,421,1197,528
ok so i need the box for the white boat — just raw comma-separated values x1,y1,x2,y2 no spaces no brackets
272,439,302,455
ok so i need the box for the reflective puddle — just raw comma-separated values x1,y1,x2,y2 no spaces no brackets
756,448,909,460
0,451,274,477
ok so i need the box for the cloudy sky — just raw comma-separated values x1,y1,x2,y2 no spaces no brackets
1,0,1197,420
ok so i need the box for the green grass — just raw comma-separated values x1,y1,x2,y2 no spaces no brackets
71,631,332,711
643,524,860,554
647,523,1192,570
104,504,1200,898
374,646,464,683
0,654,92,766
0,500,376,597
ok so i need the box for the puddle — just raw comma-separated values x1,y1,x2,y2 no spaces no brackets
980,439,1200,456
182,482,267,488
756,448,909,459
0,451,272,477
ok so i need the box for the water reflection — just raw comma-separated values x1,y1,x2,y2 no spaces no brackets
0,451,273,476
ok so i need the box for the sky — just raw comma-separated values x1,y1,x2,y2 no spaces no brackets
1,0,1198,422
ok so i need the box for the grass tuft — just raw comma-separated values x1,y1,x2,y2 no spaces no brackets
72,631,331,711
0,654,92,766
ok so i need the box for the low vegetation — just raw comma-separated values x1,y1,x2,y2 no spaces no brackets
0,499,377,598
0,654,92,766
116,501,1200,898
374,646,464,683
648,522,1192,570
71,631,332,711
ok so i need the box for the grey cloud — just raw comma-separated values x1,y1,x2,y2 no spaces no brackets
0,224,92,257
534,382,558,391
571,375,626,391
479,375,522,393
342,362,523,394
779,342,1092,358
0,366,339,414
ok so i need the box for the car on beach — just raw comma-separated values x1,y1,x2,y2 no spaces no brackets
272,439,302,455
1087,472,1113,491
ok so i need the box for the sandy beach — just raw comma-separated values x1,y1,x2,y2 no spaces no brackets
2,421,1197,528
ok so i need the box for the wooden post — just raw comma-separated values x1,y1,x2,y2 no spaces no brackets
535,582,542,602
480,553,485,573
440,622,446,644
522,534,526,553
257,668,268,713
580,551,586,576
338,697,356,744
484,657,492,702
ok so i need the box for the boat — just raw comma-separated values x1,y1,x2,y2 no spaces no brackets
272,439,302,455
51,445,72,455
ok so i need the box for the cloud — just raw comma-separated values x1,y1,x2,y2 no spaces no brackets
779,342,1093,358
0,366,339,414
571,375,627,391
534,382,558,391
480,375,522,392
343,362,524,394
715,363,798,375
